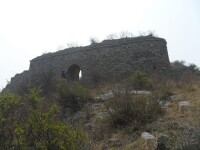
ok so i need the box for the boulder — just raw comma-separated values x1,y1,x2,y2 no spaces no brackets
157,134,169,149
170,95,182,101
182,123,197,145
63,107,73,117
130,90,151,95
141,132,157,150
179,101,190,112
109,138,122,148
99,90,151,101
73,111,86,120
91,103,104,110
100,91,114,100
95,112,109,120
109,134,123,148
84,123,96,132
160,101,172,112
95,96,101,100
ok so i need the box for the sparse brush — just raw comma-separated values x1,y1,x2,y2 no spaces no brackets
106,93,162,128
0,89,88,150
57,79,92,112
124,71,152,91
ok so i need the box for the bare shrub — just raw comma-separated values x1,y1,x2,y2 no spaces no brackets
106,93,161,128
106,33,119,40
66,42,79,48
119,31,134,38
91,72,106,87
147,30,157,37
57,45,65,50
90,37,99,44
138,31,147,36
29,71,56,96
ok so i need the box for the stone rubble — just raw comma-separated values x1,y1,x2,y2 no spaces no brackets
99,90,151,101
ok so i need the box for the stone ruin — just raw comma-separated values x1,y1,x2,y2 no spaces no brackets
4,35,170,94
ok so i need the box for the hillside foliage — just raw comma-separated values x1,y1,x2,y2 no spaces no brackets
0,89,87,150
1,60,200,149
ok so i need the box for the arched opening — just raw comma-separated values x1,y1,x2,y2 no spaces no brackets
67,64,81,81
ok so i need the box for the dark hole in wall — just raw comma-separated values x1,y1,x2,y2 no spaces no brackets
67,64,81,81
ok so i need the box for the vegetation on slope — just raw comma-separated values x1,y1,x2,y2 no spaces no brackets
0,89,87,150
1,60,200,150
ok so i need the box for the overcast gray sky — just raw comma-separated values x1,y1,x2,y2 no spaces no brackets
0,0,200,89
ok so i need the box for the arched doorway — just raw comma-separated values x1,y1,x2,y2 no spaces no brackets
67,64,81,81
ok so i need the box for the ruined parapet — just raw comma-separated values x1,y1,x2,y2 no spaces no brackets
4,71,30,94
4,36,171,94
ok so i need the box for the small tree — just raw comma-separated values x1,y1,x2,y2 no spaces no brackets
106,33,119,40
147,30,157,37
119,31,134,38
106,94,161,128
127,71,152,90
90,37,99,44
58,80,91,112
0,93,22,149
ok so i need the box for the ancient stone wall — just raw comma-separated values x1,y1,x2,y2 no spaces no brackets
4,36,170,93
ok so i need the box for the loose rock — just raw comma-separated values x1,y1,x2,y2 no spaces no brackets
141,132,157,150
100,91,114,100
74,111,86,120
160,101,172,112
84,123,96,132
179,101,190,112
157,134,169,149
63,107,73,117
95,112,109,120
130,90,151,95
109,134,123,148
91,103,104,110
170,95,182,101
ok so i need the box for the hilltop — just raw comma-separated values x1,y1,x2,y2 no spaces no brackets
0,60,200,149
1,34,200,149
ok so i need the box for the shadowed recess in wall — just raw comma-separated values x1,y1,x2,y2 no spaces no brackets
67,64,81,81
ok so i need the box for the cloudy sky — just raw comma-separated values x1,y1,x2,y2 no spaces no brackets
0,0,200,89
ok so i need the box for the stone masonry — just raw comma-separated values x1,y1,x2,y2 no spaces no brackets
4,36,170,93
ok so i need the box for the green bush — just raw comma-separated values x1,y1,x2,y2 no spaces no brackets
0,89,87,150
106,94,161,128
30,71,56,96
0,93,22,149
125,71,152,90
154,88,173,102
180,144,200,150
58,80,91,112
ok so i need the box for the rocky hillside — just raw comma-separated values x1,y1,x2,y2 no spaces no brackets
0,61,200,150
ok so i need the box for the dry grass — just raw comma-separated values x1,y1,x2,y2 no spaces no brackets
83,76,200,149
